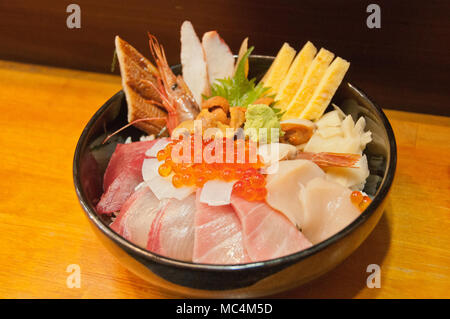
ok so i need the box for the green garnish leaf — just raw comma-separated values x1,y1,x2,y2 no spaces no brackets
207,47,271,107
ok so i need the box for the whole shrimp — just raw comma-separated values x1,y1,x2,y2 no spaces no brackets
103,34,200,144
147,34,199,133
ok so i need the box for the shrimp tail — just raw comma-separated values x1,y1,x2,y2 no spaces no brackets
296,152,361,168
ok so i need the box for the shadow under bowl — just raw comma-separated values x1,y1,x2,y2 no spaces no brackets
73,56,397,298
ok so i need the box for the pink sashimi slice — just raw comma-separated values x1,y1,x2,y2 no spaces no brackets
180,20,210,105
103,140,157,189
202,31,235,85
110,186,166,248
147,193,196,261
230,195,312,262
96,171,142,215
193,191,250,264
96,139,157,214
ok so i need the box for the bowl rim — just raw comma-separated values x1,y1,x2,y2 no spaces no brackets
73,56,397,272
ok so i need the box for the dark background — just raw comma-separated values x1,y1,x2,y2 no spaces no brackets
0,0,449,116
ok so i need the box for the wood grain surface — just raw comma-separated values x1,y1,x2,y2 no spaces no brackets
0,1,449,116
0,60,448,299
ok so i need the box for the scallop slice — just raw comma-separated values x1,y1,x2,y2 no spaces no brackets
300,177,360,244
265,159,325,227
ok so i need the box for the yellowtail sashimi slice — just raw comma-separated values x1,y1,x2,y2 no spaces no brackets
276,41,317,111
282,48,334,120
299,57,350,120
180,21,210,105
202,31,235,85
230,194,312,262
260,43,296,94
194,191,249,264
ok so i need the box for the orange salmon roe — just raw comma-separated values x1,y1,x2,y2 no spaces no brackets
158,162,172,177
350,191,372,212
157,135,266,201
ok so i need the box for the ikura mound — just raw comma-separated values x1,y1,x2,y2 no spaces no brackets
98,20,376,265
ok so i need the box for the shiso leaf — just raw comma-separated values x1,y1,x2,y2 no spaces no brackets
206,47,271,107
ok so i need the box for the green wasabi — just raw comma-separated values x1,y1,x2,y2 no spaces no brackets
244,104,282,143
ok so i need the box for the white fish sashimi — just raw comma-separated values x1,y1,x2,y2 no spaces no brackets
181,21,210,105
110,186,167,248
265,159,324,227
142,158,195,200
300,177,361,244
145,138,170,157
199,180,236,206
147,194,196,261
202,31,235,85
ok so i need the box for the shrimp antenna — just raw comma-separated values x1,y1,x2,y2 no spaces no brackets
102,117,167,144
147,33,163,64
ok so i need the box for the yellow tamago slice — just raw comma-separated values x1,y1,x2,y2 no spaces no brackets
276,41,317,111
299,57,350,120
261,43,296,94
282,48,334,120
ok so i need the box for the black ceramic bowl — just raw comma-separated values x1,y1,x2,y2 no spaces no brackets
73,56,396,297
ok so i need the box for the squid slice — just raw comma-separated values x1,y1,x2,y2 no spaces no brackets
199,180,236,206
142,158,195,200
180,21,210,105
202,31,235,84
144,138,170,157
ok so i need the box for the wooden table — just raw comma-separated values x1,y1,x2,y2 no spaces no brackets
0,60,448,298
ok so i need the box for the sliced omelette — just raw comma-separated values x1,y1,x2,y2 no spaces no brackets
282,48,334,120
300,57,350,120
276,41,317,111
261,43,296,94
